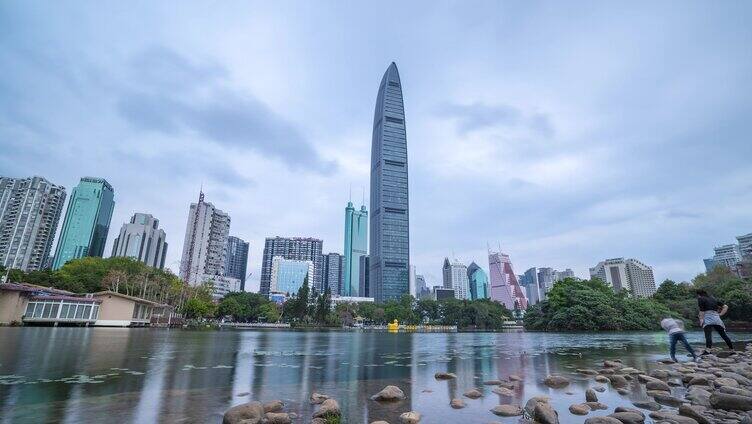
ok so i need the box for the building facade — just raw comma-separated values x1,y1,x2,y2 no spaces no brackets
0,176,66,271
111,213,167,269
359,255,370,298
466,262,489,300
323,252,343,295
52,177,115,270
443,258,469,300
369,62,410,303
259,237,324,295
488,250,528,311
433,287,455,301
270,256,314,295
415,274,430,299
520,267,541,305
589,257,656,297
224,236,249,291
738,233,752,259
343,202,367,296
201,274,241,300
179,191,231,285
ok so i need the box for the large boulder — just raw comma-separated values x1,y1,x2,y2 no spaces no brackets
646,380,672,392
463,389,482,399
678,405,711,424
264,412,292,424
569,403,590,415
585,402,609,410
371,385,406,401
578,369,600,375
649,411,701,424
609,375,629,388
312,399,341,418
710,393,752,411
586,388,599,402
223,401,264,424
533,402,559,424
399,411,420,424
450,398,465,409
491,404,523,416
686,387,713,407
310,393,329,404
584,417,622,424
543,375,570,388
493,386,514,396
714,377,740,388
604,360,623,368
720,386,752,398
651,391,684,407
632,400,662,411
608,411,645,423
263,400,284,413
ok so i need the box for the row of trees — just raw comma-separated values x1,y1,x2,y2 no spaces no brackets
524,267,752,331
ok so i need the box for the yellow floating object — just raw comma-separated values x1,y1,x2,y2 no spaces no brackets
387,319,400,332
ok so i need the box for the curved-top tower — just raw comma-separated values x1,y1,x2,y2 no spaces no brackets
369,62,410,302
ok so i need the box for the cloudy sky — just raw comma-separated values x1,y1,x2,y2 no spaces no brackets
2,1,751,290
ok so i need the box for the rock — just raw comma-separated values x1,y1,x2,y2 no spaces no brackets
312,399,341,418
614,407,645,418
569,403,590,415
593,386,607,393
617,388,630,395
263,400,284,413
584,418,622,424
632,400,662,411
310,392,329,404
710,393,752,411
491,404,523,416
463,389,482,399
647,381,672,392
434,372,456,380
543,375,570,388
689,375,711,386
720,386,752,398
651,391,685,407
450,398,465,409
399,411,420,424
596,375,611,383
483,379,504,385
371,385,406,401
236,392,250,397
678,405,711,424
264,412,292,424
714,377,740,388
650,370,670,380
525,397,549,416
608,412,645,423
586,388,599,402
600,368,616,375
311,419,326,424
686,387,713,407
619,367,641,374
492,386,514,396
579,369,600,375
223,401,264,424
533,402,559,424
609,375,629,388
638,374,663,384
509,374,523,381
668,378,684,387
370,422,390,424
604,360,623,368
585,401,609,410
649,411,701,424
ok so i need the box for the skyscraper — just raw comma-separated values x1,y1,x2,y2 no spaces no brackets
323,252,343,294
343,201,367,296
369,62,410,303
259,237,324,295
270,256,314,295
359,255,370,298
738,233,752,259
179,191,231,285
467,262,489,300
52,177,115,270
111,213,167,269
488,250,528,311
0,176,66,271
224,236,249,291
442,258,469,300
520,267,541,305
589,257,656,297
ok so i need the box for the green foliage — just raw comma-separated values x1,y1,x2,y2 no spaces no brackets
284,276,313,322
183,297,215,319
313,285,332,324
259,302,280,322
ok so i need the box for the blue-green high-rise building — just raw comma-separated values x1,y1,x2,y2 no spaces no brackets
343,201,367,296
52,177,115,270
369,62,410,302
467,262,489,300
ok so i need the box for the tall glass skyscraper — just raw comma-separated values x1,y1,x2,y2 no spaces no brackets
369,62,410,302
224,235,249,291
343,201,367,296
52,177,115,270
467,262,489,300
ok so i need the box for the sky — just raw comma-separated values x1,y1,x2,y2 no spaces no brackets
1,1,751,291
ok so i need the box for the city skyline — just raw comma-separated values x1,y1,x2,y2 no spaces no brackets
3,3,752,289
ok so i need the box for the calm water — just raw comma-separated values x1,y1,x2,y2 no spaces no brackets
0,328,749,424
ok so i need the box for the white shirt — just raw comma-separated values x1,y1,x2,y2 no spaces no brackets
661,318,685,335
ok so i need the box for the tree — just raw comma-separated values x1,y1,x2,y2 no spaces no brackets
259,302,280,322
314,286,332,324
183,297,214,319
217,297,243,320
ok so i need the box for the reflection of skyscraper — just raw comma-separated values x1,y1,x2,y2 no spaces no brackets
343,202,367,296
467,262,489,300
488,250,528,311
369,62,410,303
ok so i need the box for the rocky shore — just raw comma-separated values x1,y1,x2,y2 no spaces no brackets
222,344,752,424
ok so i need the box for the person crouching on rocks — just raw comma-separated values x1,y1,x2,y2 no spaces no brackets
660,317,697,362
696,289,734,354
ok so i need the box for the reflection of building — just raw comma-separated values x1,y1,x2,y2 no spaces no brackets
589,257,656,297
270,256,313,295
359,255,370,297
53,177,115,270
260,237,323,295
323,252,343,294
443,258,469,299
0,176,66,271
343,201,367,296
369,62,410,303
224,236,249,291
488,250,528,311
111,213,168,269
179,191,230,285
433,287,455,300
467,262,488,300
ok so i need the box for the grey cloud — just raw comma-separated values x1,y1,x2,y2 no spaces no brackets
438,102,555,137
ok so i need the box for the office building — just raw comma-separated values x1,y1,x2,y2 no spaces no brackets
0,176,66,271
443,258,469,300
270,256,314,295
738,233,752,259
111,213,167,269
224,236,249,291
343,201,367,296
466,262,488,300
52,177,115,270
201,274,241,300
324,252,343,294
260,237,323,294
589,257,656,297
369,62,410,302
179,191,231,285
359,255,370,298
520,267,541,305
415,274,430,299
433,287,455,301
488,250,528,311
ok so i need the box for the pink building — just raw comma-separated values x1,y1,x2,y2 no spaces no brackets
488,250,528,311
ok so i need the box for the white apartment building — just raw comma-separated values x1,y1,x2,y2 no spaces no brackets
179,192,230,285
111,213,168,269
589,257,656,297
442,258,469,300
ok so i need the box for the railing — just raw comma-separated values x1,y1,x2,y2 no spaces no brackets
219,322,291,328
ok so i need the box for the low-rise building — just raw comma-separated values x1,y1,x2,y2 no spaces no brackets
1,283,100,326
91,291,161,327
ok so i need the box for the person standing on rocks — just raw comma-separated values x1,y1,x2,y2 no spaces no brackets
696,289,734,354
660,317,697,362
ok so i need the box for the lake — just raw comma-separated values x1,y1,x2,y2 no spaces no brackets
0,328,749,423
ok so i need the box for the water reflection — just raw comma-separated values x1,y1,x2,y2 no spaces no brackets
0,328,749,423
